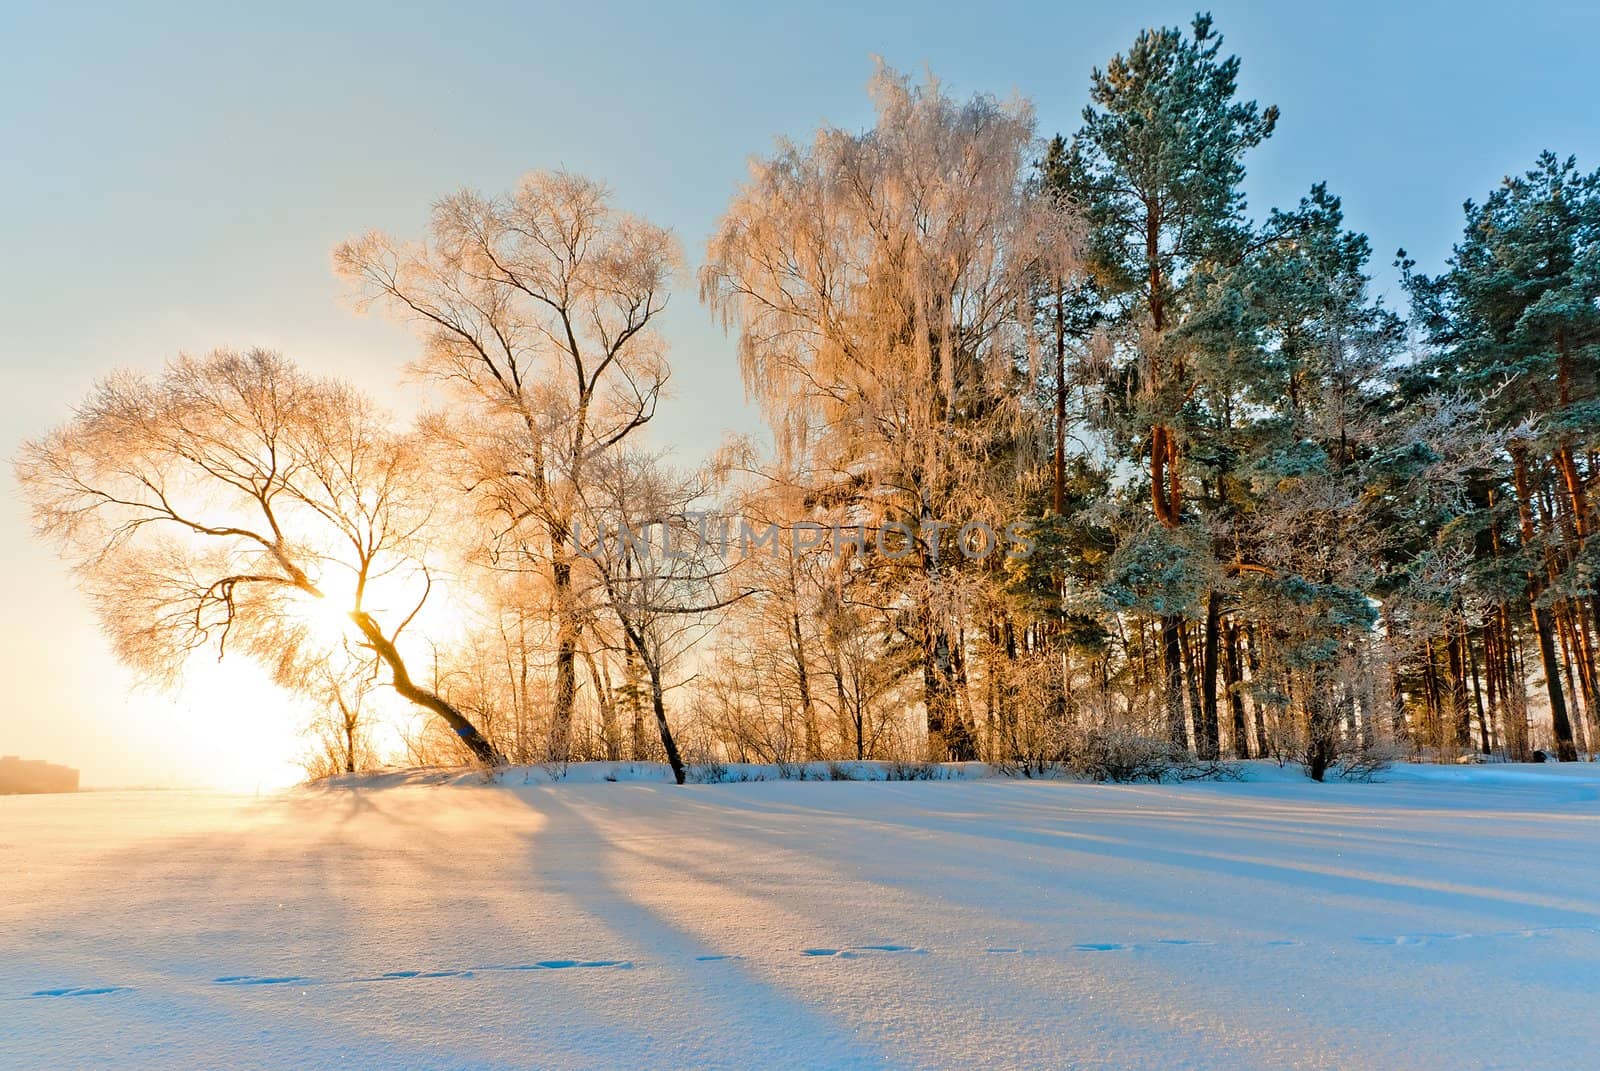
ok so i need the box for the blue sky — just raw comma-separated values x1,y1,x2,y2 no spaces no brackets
3,0,1597,785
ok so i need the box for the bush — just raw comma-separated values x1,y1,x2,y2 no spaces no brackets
1329,738,1401,782
882,760,943,781
1069,728,1174,782
1067,728,1239,783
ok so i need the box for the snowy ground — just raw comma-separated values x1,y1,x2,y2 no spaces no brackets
4,764,1598,1070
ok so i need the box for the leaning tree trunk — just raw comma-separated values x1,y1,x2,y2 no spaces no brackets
351,610,504,765
615,611,685,785
645,660,685,786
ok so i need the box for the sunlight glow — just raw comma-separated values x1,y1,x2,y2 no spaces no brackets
293,579,360,650
133,657,311,791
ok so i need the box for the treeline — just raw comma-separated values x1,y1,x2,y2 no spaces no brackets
18,16,1598,781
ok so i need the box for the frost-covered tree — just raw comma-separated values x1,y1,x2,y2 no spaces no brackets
1404,153,1600,760
16,349,503,763
336,171,680,762
703,65,1074,760
573,451,743,783
1045,13,1277,752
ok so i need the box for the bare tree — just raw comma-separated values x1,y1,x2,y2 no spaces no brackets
16,348,503,764
335,171,680,761
302,649,382,778
574,451,748,783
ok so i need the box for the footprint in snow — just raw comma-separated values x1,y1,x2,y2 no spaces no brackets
478,960,633,972
1072,942,1127,952
30,985,132,998
377,970,467,980
802,945,928,958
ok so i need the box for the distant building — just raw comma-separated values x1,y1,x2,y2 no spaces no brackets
0,755,80,795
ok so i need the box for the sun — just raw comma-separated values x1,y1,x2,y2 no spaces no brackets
289,565,475,652
293,579,360,650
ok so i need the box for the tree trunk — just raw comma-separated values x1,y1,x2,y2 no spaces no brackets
1245,622,1269,756
1445,623,1471,751
584,647,621,762
548,556,578,762
1162,614,1188,751
1304,669,1337,782
1466,627,1490,754
1555,605,1591,755
1198,591,1222,760
1223,618,1249,758
1179,621,1205,756
790,609,823,761
1512,446,1577,760
925,622,976,761
1053,278,1068,516
351,610,504,765
624,635,646,760
646,659,685,785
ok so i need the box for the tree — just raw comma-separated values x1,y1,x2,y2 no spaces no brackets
574,451,743,783
702,64,1072,760
336,171,680,762
16,348,503,764
302,651,382,778
1405,153,1600,760
1047,13,1277,755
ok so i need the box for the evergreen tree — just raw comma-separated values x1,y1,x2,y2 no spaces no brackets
1404,153,1600,759
1046,13,1276,755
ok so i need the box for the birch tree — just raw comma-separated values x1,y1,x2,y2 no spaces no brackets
336,171,680,761
702,65,1076,760
16,349,503,763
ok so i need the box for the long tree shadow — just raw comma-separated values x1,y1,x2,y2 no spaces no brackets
529,787,913,1070
646,781,1600,931
3,786,576,1069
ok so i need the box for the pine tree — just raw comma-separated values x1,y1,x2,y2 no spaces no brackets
1046,13,1277,754
1404,153,1600,759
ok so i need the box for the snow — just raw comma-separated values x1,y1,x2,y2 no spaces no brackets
3,764,1598,1070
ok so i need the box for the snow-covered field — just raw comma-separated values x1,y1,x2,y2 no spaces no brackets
4,764,1598,1070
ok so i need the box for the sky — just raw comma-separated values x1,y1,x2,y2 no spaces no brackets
2,0,1597,788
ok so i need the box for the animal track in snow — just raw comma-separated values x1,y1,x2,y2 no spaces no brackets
476,960,633,972
801,944,928,959
1357,932,1468,947
1354,926,1600,948
198,960,634,992
29,985,132,998
375,969,467,980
